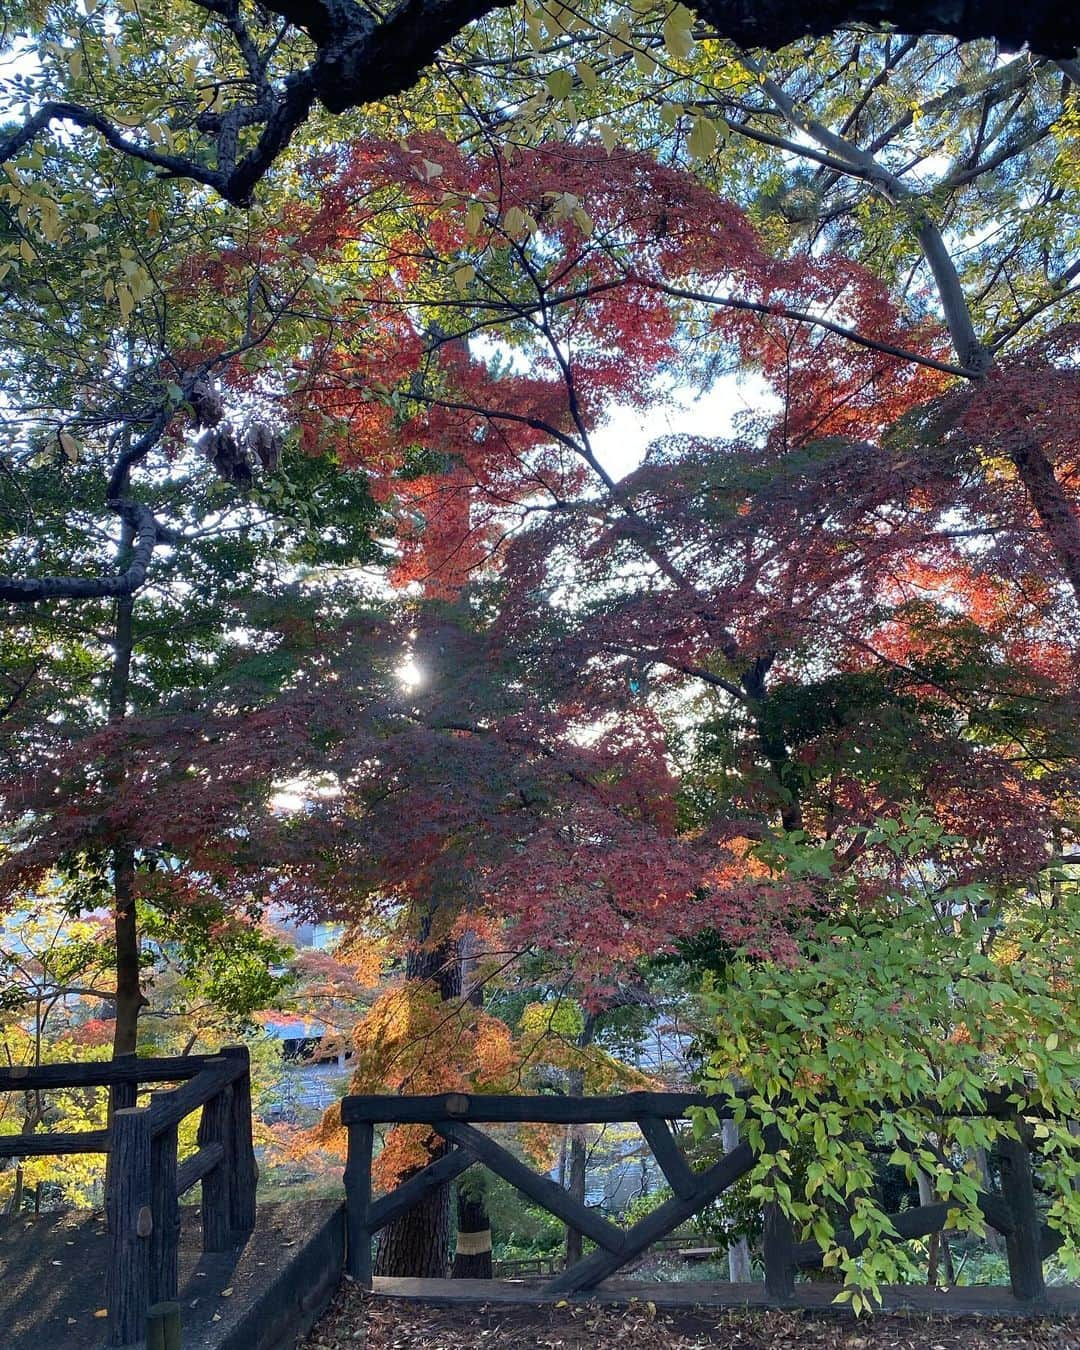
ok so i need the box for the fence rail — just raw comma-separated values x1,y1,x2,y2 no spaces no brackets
0,1045,257,1346
341,1090,1064,1305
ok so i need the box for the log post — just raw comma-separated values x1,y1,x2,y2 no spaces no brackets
763,1200,796,1300
149,1091,180,1305
996,1132,1046,1300
106,1106,153,1347
197,1083,234,1252
146,1301,182,1350
220,1045,257,1235
345,1121,374,1286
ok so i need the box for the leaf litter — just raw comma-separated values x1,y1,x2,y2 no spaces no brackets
302,1290,1080,1349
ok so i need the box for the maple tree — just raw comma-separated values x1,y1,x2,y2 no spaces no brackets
196,137,1075,1281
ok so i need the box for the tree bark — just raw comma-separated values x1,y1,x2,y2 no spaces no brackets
722,1118,752,1281
1009,437,1080,604
108,577,145,1061
564,1013,597,1269
452,933,493,1279
373,933,461,1277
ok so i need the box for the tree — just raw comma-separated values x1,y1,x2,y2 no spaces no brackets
1,3,1077,216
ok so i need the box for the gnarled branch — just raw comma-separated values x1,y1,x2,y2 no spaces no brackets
0,499,175,603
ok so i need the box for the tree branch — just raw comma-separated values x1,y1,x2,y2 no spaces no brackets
0,500,174,603
5,2,1079,208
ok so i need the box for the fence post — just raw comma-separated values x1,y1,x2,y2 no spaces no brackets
344,1121,374,1287
220,1045,257,1235
198,1082,234,1252
763,1200,796,1300
149,1090,180,1305
996,1132,1046,1300
106,1106,153,1347
146,1301,182,1350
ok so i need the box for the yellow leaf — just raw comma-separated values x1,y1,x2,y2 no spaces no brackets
220,1287,233,1297
571,207,593,236
464,201,485,237
452,263,475,294
597,124,618,153
575,62,598,89
503,205,527,237
546,69,573,100
93,1309,107,1318
687,114,718,159
117,284,134,321
662,3,695,60
58,430,79,463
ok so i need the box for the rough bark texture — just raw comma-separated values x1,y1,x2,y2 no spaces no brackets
108,578,145,1061
452,1191,494,1278
373,935,461,1278
722,1118,752,1282
563,1013,597,1270
1009,438,1080,604
452,933,493,1279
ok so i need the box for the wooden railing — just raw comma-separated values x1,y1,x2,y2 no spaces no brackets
0,1045,257,1347
341,1090,1065,1305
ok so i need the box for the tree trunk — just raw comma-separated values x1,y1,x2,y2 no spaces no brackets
452,1189,493,1278
722,1118,752,1282
452,932,492,1279
1010,436,1080,604
108,582,145,1061
564,1013,596,1269
373,933,461,1278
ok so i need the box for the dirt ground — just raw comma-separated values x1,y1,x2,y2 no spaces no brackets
303,1288,1080,1349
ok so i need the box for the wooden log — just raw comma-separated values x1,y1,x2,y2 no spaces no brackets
105,1107,153,1348
0,1129,110,1157
367,1147,475,1233
0,1052,226,1093
175,1141,225,1195
638,1116,696,1200
996,1133,1046,1300
197,1083,234,1253
548,1138,757,1294
434,1119,626,1254
111,1056,138,1114
341,1085,1052,1127
788,1188,1060,1272
219,1046,257,1234
148,1062,239,1134
146,1301,181,1350
149,1092,180,1306
343,1091,726,1125
345,1122,374,1285
763,1200,796,1299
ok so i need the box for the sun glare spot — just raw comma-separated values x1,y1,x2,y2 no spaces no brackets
397,659,424,689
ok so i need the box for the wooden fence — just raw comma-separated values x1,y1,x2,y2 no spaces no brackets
341,1090,1064,1303
0,1045,257,1347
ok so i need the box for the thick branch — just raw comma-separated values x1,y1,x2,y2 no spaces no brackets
5,2,1079,207
691,0,1080,56
1009,438,1080,601
0,500,171,603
